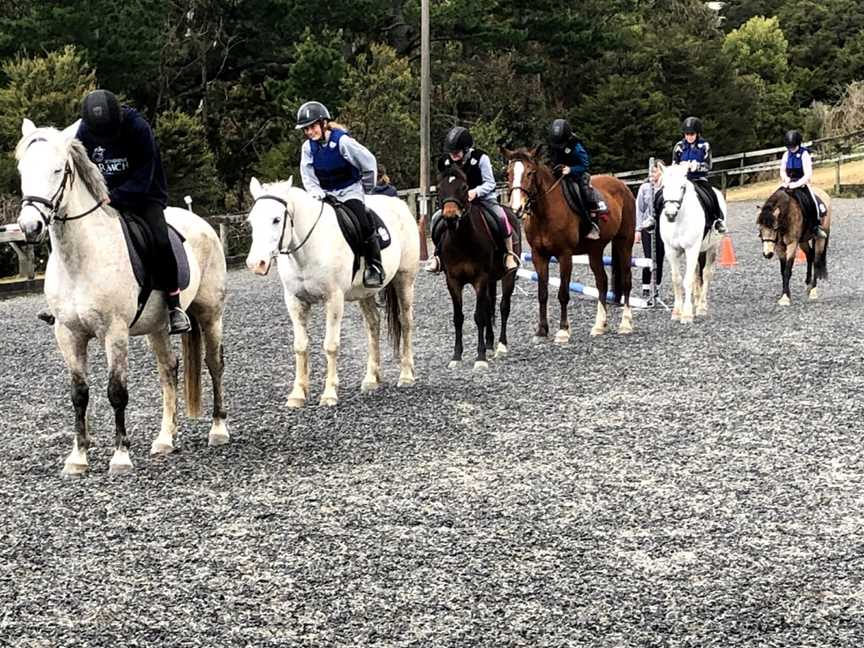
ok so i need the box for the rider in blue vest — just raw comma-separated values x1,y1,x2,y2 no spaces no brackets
780,129,827,239
425,126,519,273
297,101,384,288
76,89,190,335
548,119,606,240
671,116,727,234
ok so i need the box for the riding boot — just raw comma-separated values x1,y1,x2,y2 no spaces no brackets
363,235,385,288
166,292,191,335
503,237,519,272
713,217,728,234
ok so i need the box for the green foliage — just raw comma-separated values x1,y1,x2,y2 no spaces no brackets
340,44,419,188
155,110,224,213
723,16,789,83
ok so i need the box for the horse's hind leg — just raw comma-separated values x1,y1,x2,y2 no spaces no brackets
532,254,551,343
680,247,699,323
472,276,491,370
667,248,684,320
57,326,91,476
105,324,133,475
486,280,497,350
148,329,180,455
358,296,382,392
778,250,793,305
393,272,416,386
201,315,229,446
320,292,345,407
446,275,465,369
496,271,516,358
697,250,717,317
555,253,572,343
805,243,818,299
286,296,312,409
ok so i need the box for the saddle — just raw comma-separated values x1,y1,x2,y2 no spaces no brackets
654,183,718,239
431,204,522,258
325,198,392,278
789,187,827,230
561,176,605,239
119,211,190,327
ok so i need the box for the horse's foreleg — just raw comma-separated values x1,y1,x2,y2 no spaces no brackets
148,330,179,455
446,276,465,369
555,254,572,343
286,296,312,409
57,326,90,477
588,253,609,337
472,277,490,370
358,296,382,392
497,270,516,358
486,280,497,350
778,252,792,305
697,250,717,317
320,292,345,407
201,316,229,446
681,247,699,323
105,325,133,475
533,254,551,343
666,247,684,321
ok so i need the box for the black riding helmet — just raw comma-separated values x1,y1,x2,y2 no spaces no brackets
444,126,473,154
295,101,331,129
682,116,703,135
81,90,122,143
549,119,573,148
784,129,802,149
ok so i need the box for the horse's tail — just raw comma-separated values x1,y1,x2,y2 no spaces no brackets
611,180,636,304
815,235,829,280
182,313,203,418
611,239,627,303
383,282,403,357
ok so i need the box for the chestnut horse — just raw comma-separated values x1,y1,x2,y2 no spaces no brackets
503,146,636,340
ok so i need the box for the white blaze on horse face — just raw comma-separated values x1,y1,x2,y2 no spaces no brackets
245,192,286,276
510,161,525,212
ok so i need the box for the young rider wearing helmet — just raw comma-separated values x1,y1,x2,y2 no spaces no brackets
670,116,727,234
547,118,606,240
425,126,519,274
780,129,827,239
296,100,385,288
76,89,190,335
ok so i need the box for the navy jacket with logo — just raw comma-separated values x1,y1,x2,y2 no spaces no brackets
76,107,168,210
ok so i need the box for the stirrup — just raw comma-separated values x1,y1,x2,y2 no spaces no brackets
586,222,601,240
363,266,385,288
504,251,521,272
814,227,828,240
168,308,192,335
424,256,443,273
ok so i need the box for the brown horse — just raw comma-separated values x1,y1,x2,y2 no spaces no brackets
435,164,519,370
503,146,636,340
756,186,831,305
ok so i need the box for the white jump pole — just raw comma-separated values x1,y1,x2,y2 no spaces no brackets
516,269,650,309
520,252,653,269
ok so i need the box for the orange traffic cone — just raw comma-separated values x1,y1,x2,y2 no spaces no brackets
718,235,737,268
795,246,806,262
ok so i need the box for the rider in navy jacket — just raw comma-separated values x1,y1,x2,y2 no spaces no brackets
671,116,727,234
76,90,189,335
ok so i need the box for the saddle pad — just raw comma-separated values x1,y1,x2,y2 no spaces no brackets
119,213,190,290
330,201,392,278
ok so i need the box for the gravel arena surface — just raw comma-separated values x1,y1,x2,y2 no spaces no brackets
2,199,864,647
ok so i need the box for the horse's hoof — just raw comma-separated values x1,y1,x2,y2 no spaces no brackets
448,360,462,370
319,395,338,407
473,360,489,372
62,463,88,477
361,379,381,393
671,309,681,321
150,441,175,456
397,376,415,387
590,326,608,337
554,329,570,344
809,288,819,300
618,322,634,335
208,433,230,447
286,396,306,409
494,343,508,358
109,461,134,476
777,295,791,306
696,307,708,317
680,315,694,325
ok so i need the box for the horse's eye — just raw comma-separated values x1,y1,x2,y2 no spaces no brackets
272,216,281,225
53,168,63,175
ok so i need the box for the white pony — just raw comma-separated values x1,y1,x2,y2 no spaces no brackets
16,119,229,476
245,177,419,407
656,162,725,323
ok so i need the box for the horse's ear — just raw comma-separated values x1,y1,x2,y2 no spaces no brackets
21,119,36,137
249,177,263,198
500,146,513,160
286,175,293,189
773,207,781,217
531,145,545,160
61,119,81,142
436,156,447,173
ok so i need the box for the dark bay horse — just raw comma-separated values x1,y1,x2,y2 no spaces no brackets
757,186,831,305
503,146,636,340
435,164,520,370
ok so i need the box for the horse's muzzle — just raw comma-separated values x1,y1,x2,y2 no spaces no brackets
17,218,43,243
246,256,271,276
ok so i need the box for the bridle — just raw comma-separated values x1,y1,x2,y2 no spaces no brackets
19,140,103,229
663,182,687,221
507,161,564,220
253,194,324,257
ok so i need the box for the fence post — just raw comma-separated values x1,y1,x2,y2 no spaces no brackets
835,155,842,194
417,192,429,261
10,242,35,280
219,223,229,254
721,171,728,199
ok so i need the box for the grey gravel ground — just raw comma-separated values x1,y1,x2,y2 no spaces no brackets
1,199,864,647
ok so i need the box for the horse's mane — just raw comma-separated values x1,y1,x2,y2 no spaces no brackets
438,162,466,181
506,147,555,184
758,188,795,231
15,127,111,208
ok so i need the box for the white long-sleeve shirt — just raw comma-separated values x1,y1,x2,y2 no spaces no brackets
635,181,655,231
780,148,813,189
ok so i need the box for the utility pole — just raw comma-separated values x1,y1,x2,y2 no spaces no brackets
418,0,431,260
